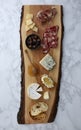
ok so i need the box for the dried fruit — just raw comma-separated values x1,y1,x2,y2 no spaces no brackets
25,34,41,49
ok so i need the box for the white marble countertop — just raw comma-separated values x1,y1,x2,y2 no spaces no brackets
0,0,81,130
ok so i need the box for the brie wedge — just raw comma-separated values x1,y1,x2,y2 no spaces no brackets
36,87,43,92
39,54,56,71
27,83,43,100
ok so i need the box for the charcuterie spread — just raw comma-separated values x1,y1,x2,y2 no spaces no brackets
17,5,63,124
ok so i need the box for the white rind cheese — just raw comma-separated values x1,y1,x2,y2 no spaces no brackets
37,87,43,92
39,54,56,70
27,83,42,100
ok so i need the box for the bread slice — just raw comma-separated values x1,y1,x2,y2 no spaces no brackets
30,102,48,116
30,112,46,121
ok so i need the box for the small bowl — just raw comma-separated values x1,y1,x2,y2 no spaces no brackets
25,34,41,50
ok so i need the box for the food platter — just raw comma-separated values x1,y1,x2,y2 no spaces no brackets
17,5,63,124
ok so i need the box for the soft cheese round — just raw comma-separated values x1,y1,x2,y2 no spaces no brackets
27,83,42,100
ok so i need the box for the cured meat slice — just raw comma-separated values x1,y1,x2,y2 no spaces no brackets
49,41,58,48
42,26,59,53
41,41,50,54
37,8,57,23
52,7,57,16
46,26,59,34
48,38,58,48
38,11,48,23
42,48,50,54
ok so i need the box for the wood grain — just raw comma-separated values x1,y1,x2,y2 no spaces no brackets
17,5,63,124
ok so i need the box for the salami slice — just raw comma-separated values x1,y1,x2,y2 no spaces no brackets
46,26,59,33
41,41,50,54
49,41,58,48
44,9,53,20
41,26,59,53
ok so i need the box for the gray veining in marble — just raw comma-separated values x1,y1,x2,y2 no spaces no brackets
0,0,81,130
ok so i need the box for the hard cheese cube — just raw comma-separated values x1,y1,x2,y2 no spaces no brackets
26,14,33,20
25,25,30,31
29,23,35,29
26,19,33,26
32,26,38,32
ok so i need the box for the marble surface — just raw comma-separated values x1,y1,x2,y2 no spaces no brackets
0,0,81,129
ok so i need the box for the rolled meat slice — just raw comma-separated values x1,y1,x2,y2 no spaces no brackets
52,7,57,16
37,8,57,23
44,9,53,20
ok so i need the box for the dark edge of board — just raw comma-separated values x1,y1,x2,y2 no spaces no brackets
48,5,64,123
17,6,25,124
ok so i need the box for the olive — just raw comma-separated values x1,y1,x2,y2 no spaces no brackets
25,34,41,50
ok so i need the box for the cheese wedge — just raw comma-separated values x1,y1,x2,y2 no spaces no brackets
27,83,42,100
36,87,43,92
39,54,56,71
43,91,49,100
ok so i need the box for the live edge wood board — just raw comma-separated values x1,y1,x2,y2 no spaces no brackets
17,5,63,124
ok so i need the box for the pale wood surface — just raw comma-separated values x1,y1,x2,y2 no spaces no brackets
21,5,62,124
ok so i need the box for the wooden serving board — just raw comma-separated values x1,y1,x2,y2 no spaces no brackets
17,5,63,124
